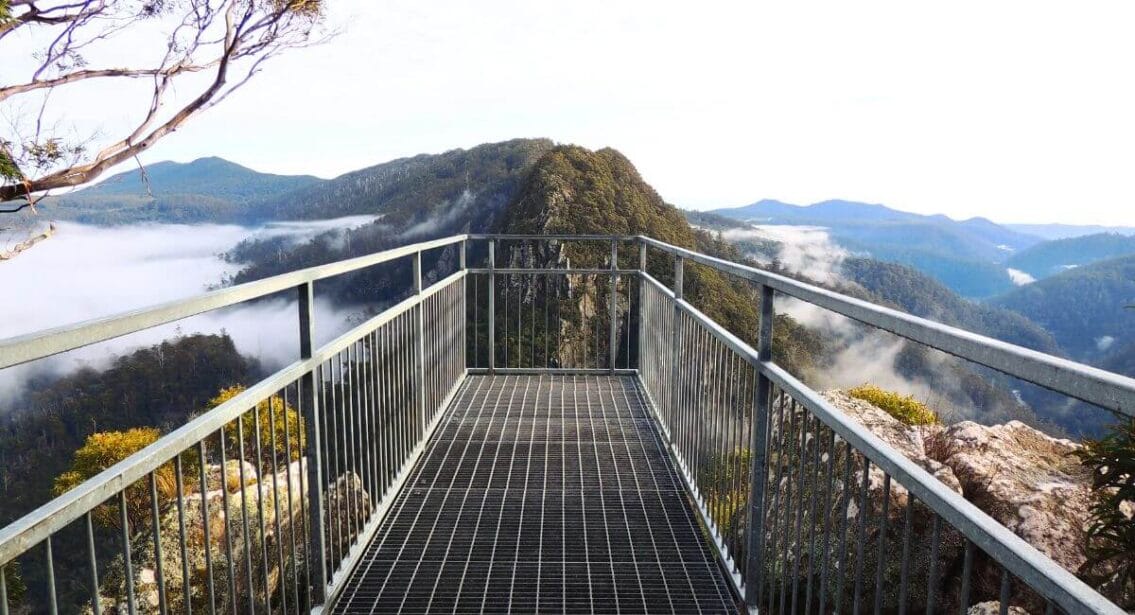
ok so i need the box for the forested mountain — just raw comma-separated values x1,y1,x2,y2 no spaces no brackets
841,258,1063,354
1006,223,1135,240
707,199,1043,298
41,157,323,224
1005,233,1135,279
991,255,1135,364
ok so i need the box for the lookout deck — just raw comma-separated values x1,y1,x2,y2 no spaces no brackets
329,375,740,614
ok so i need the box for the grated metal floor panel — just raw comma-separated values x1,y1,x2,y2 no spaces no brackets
331,375,740,614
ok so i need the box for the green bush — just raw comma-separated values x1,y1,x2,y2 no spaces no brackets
848,384,939,426
1075,419,1135,608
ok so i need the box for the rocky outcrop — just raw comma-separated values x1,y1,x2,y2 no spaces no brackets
821,391,1103,614
87,461,372,615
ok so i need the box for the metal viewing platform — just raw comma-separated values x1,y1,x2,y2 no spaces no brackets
1,234,1133,614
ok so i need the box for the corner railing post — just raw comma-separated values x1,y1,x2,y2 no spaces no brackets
745,283,775,608
488,239,496,373
637,240,646,371
668,256,684,444
609,239,618,373
297,281,327,606
460,239,467,372
413,251,426,432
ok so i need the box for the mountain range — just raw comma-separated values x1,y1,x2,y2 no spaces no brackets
26,140,1135,434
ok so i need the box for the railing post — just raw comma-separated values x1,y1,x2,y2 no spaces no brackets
460,240,467,371
609,239,618,373
297,281,327,605
745,284,775,608
668,256,684,443
413,251,426,432
488,239,496,374
637,240,647,371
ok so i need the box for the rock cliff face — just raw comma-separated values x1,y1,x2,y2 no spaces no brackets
820,391,1100,613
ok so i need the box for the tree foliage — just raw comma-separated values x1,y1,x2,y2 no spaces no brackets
52,427,185,530
209,385,305,469
1,0,327,207
1075,419,1135,607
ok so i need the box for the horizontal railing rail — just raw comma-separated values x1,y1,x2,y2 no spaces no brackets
634,239,1133,614
0,234,468,370
638,235,1135,417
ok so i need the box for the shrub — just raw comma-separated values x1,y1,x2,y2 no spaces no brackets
1075,418,1135,608
210,385,305,470
53,428,183,530
848,384,939,426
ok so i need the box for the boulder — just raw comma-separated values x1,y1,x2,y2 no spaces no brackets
968,601,1029,615
926,421,1091,575
926,421,1094,611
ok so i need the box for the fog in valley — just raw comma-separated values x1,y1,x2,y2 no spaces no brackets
0,217,377,405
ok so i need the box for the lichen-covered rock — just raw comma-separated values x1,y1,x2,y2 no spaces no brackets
927,421,1091,574
89,459,312,614
968,601,1029,615
925,420,1094,611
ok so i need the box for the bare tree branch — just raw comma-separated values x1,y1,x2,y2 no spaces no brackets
1,0,327,205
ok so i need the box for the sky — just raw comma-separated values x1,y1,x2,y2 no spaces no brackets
7,0,1135,225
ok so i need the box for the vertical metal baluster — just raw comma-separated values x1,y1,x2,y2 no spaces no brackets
1,560,9,615
197,440,217,615
253,404,271,614
148,474,165,612
852,457,872,615
488,240,496,372
766,389,789,614
669,256,684,447
790,411,811,615
326,356,341,568
87,511,103,615
898,496,915,615
818,431,838,615
473,271,479,367
873,473,892,615
609,239,618,372
267,397,287,615
804,418,824,612
503,270,509,367
518,272,524,369
998,567,1011,615
281,389,301,614
746,283,775,609
414,251,427,441
1045,600,1055,615
216,431,236,615
175,454,192,615
779,399,801,615
531,273,536,369
925,515,942,615
959,540,974,615
237,418,256,615
297,281,326,606
835,449,855,614
45,535,58,615
344,348,358,548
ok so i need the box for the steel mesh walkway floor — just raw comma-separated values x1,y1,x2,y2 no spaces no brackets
331,374,740,614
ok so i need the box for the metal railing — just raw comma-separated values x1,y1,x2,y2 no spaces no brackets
1,233,1133,614
636,237,1135,615
0,235,469,615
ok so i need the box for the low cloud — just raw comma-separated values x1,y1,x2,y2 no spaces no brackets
1007,268,1036,286
723,224,848,282
1096,335,1116,352
0,219,372,406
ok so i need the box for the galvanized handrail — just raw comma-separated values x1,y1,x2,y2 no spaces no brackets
0,234,469,370
638,235,1135,417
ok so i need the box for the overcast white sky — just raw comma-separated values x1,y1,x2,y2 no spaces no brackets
13,0,1135,225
